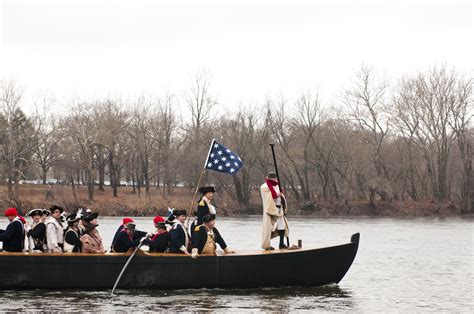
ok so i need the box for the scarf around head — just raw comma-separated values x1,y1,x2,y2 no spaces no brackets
265,179,281,199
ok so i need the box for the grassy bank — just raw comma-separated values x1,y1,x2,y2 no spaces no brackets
0,184,465,217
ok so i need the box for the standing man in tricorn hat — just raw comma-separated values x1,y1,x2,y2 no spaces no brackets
260,172,289,250
25,208,47,252
196,186,217,225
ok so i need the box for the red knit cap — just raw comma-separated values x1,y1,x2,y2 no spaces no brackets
122,217,134,225
19,216,27,224
153,216,165,225
5,207,18,217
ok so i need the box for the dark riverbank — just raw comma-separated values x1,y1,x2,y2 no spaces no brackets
1,185,471,217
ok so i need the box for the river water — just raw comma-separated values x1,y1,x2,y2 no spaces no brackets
0,216,473,312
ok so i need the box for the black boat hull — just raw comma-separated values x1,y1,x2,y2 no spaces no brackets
0,233,359,289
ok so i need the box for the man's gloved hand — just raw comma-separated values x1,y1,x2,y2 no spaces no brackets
191,248,199,259
146,232,153,238
224,247,235,254
139,236,147,244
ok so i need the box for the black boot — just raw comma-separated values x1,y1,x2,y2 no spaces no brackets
279,230,287,249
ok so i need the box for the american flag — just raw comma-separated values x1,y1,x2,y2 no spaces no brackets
204,139,243,174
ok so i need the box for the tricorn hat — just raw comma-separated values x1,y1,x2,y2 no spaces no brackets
83,212,98,223
42,209,51,216
156,222,167,229
203,214,216,223
124,223,136,231
66,213,80,224
50,205,64,214
26,208,44,217
267,172,277,179
173,209,187,217
198,186,216,194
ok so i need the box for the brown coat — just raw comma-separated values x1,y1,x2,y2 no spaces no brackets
79,222,105,253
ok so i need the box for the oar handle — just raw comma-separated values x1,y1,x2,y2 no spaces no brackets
111,242,144,296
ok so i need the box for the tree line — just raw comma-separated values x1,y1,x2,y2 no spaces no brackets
1,65,472,212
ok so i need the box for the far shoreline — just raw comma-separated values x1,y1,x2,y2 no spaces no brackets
1,185,472,218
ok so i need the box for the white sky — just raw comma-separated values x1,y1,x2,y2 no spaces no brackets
0,0,472,114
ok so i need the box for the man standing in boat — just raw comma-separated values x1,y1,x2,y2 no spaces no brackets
0,207,24,252
169,209,190,254
79,212,106,253
64,211,84,253
189,186,217,237
196,186,217,225
45,205,65,253
25,209,47,252
260,172,289,250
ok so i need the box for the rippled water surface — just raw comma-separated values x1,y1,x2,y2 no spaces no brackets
1,216,472,312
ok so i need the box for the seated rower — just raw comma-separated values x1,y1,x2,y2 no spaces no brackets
145,216,170,253
25,209,47,252
111,217,134,251
64,212,83,253
191,214,234,259
113,223,145,253
169,209,190,254
110,217,149,251
0,207,24,252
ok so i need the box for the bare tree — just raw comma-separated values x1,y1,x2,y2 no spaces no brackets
447,75,473,211
344,65,391,202
31,95,61,184
0,80,37,204
182,71,218,186
64,102,100,202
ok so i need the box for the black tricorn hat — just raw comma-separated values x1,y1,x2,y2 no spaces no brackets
66,213,80,224
50,205,64,213
124,223,136,231
156,222,167,229
198,186,216,194
42,209,51,216
83,212,98,222
203,214,216,223
267,172,277,179
173,209,187,217
26,209,43,217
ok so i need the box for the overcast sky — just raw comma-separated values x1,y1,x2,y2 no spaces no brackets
0,0,472,114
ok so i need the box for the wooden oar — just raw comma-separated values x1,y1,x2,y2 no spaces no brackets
110,240,145,296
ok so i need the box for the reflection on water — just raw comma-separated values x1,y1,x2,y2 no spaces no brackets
1,285,354,312
0,216,472,311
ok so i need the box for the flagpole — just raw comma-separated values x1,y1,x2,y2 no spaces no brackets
186,139,216,226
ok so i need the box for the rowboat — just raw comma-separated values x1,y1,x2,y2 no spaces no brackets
0,233,359,289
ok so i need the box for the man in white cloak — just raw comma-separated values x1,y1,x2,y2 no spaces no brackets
260,172,289,250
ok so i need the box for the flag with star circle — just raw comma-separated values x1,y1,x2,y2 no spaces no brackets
204,139,243,174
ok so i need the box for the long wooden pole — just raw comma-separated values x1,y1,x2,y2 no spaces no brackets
186,168,205,226
185,139,215,227
269,144,290,247
111,241,145,296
